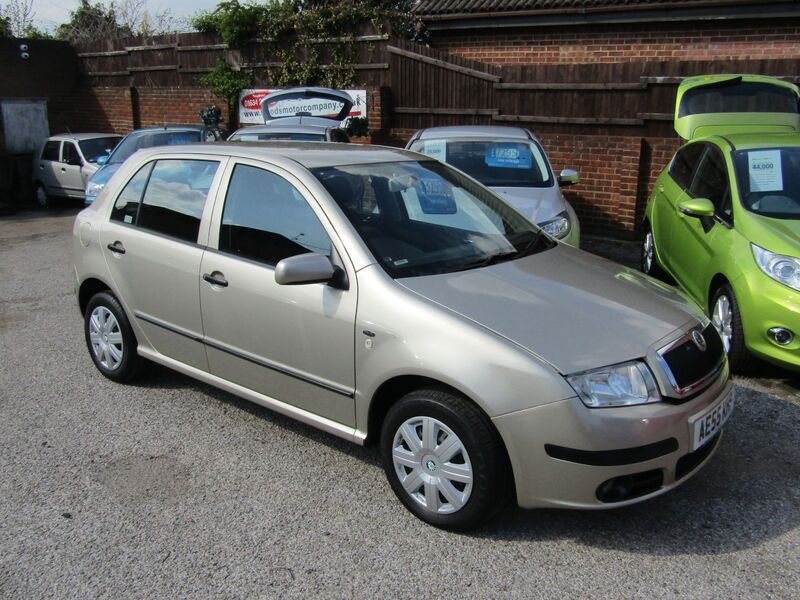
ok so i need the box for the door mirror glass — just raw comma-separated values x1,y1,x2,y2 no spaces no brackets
275,253,335,285
678,197,715,218
558,169,579,186
96,155,109,166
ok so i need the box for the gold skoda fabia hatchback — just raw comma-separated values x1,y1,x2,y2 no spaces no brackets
73,142,733,530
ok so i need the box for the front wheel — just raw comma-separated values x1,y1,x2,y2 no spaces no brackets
84,291,143,382
380,389,511,530
641,222,665,279
711,284,757,374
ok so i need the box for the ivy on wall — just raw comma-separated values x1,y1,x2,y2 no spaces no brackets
193,0,423,89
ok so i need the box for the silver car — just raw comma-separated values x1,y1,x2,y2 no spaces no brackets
34,133,121,208
73,142,732,530
406,126,581,246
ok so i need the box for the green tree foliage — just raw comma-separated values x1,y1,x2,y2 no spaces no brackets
56,0,132,45
192,0,424,87
0,0,50,38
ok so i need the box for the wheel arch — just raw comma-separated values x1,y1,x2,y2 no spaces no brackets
78,277,112,315
708,273,731,311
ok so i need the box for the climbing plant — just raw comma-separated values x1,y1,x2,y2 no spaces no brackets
198,61,253,124
193,0,423,88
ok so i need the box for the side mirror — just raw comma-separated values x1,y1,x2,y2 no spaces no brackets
275,253,335,286
678,197,715,218
96,155,109,166
558,169,579,186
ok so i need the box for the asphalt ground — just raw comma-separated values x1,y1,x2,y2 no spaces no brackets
1,205,799,599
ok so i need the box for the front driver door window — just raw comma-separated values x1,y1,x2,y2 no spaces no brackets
200,161,356,426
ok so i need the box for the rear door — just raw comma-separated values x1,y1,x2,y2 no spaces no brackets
99,155,226,370
57,141,86,198
199,159,357,426
37,140,61,194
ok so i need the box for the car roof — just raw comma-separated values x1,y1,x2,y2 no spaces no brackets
125,125,205,136
136,141,420,169
703,132,800,150
413,126,535,141
48,133,122,142
232,123,331,136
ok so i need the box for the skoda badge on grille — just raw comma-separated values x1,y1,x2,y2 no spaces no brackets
692,330,707,352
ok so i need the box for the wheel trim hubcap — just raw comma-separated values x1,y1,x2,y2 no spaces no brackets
643,232,654,272
712,295,733,353
88,306,124,370
392,416,473,515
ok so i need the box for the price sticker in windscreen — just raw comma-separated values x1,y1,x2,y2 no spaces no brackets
748,150,783,192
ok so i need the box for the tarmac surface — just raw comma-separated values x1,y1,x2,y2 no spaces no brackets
1,206,798,599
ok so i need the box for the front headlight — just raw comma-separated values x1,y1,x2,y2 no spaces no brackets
85,180,105,198
567,360,660,408
752,244,800,292
539,211,570,239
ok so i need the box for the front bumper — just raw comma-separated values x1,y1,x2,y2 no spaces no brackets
734,270,800,370
492,368,732,509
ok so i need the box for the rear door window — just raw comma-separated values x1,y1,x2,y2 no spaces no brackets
137,159,220,243
41,140,60,162
669,143,706,190
110,163,154,225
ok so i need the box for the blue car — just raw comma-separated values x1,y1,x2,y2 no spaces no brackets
84,126,210,204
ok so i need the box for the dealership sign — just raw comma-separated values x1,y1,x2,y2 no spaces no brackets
238,89,367,125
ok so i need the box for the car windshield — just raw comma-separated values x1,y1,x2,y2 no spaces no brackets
79,137,121,163
313,160,554,278
232,132,326,142
109,130,202,165
733,147,800,219
408,139,553,188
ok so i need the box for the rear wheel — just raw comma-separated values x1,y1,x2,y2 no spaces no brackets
711,284,757,374
35,182,50,209
380,388,511,531
84,291,143,382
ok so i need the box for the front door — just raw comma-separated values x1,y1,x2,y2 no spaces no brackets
669,144,735,302
57,141,86,198
199,160,357,426
99,156,224,370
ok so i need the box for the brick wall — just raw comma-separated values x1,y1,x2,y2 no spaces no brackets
135,87,230,130
430,21,800,65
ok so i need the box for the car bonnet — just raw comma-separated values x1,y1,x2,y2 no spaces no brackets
397,244,703,374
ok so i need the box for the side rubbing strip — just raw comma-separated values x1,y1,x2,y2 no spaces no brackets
134,311,204,342
545,438,679,466
134,310,355,399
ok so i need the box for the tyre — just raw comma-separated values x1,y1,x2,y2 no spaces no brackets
380,388,511,530
35,182,50,209
641,221,665,279
711,284,758,374
84,291,143,382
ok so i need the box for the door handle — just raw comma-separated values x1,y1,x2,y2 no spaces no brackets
658,184,665,193
39,165,44,170
60,167,66,172
107,241,126,255
203,272,228,288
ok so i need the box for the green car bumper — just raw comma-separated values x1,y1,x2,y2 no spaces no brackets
734,269,800,370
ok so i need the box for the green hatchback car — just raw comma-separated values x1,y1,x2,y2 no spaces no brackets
643,74,800,372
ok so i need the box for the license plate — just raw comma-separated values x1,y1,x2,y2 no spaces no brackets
689,391,734,451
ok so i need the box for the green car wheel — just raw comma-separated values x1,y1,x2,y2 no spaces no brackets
711,284,757,374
